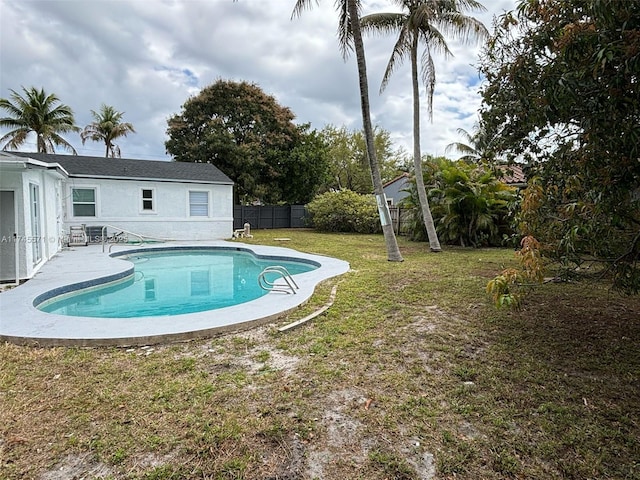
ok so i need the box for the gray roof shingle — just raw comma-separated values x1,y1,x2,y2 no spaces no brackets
7,152,233,185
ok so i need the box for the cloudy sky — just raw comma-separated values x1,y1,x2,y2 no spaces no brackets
0,0,517,161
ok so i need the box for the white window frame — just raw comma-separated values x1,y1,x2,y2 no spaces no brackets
140,187,156,213
71,186,98,218
188,190,210,217
29,182,42,264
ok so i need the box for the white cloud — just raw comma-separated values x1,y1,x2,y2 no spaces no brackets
0,0,518,160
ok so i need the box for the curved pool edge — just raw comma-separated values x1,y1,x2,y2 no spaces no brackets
0,299,307,348
0,241,350,347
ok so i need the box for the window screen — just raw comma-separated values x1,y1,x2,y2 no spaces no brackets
189,191,209,216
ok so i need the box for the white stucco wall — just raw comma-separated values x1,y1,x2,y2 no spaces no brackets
64,178,233,241
23,169,64,261
0,166,64,281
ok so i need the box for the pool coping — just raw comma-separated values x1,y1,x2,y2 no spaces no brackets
0,241,350,347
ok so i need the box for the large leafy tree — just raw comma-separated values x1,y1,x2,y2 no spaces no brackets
166,80,321,204
293,0,404,262
81,104,135,158
320,124,404,194
361,0,488,252
479,0,640,292
280,123,330,204
0,86,79,154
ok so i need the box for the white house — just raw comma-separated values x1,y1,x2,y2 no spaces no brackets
0,152,234,283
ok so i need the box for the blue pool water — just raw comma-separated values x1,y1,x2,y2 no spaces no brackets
37,249,318,318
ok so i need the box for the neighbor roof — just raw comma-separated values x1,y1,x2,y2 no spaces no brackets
6,152,233,185
497,164,526,186
383,172,410,189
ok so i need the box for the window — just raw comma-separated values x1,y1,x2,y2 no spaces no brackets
141,188,154,212
30,183,41,263
189,191,209,217
72,188,96,217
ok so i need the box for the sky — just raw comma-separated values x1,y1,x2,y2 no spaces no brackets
0,0,518,162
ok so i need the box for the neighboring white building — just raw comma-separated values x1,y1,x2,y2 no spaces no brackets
0,152,234,283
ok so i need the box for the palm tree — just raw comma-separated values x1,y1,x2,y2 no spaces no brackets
0,86,79,154
445,123,495,163
81,104,135,158
430,160,515,247
361,0,488,252
292,0,404,262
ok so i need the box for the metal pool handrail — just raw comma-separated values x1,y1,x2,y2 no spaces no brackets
258,266,299,294
101,225,174,252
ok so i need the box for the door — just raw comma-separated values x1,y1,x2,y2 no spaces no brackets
0,190,17,281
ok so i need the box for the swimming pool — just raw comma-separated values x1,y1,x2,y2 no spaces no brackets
37,249,318,318
0,242,350,346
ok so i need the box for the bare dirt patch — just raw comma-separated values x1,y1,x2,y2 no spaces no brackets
39,453,114,480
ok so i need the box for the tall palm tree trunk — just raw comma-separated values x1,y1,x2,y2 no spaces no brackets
347,0,403,262
411,35,441,252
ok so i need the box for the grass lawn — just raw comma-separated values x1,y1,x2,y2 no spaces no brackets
1,230,639,479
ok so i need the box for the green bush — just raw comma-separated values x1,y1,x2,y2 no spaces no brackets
307,190,381,233
401,158,517,247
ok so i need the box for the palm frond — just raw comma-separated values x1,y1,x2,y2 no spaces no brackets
360,12,406,35
336,0,353,59
380,27,412,92
290,0,318,19
435,12,488,44
420,49,436,119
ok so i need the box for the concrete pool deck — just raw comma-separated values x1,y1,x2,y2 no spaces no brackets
0,241,350,346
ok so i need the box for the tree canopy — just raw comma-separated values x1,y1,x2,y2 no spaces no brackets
165,79,327,204
479,0,640,292
0,86,79,154
319,124,405,194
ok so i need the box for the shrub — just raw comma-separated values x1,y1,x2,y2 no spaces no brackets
402,158,517,247
307,190,381,233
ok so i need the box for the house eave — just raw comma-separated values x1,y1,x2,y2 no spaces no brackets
67,174,234,185
0,155,69,179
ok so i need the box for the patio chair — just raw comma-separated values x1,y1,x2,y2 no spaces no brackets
68,226,88,246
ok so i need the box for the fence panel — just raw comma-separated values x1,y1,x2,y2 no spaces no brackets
389,206,411,235
234,205,308,230
273,206,292,228
290,205,307,228
235,205,408,232
258,206,274,229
